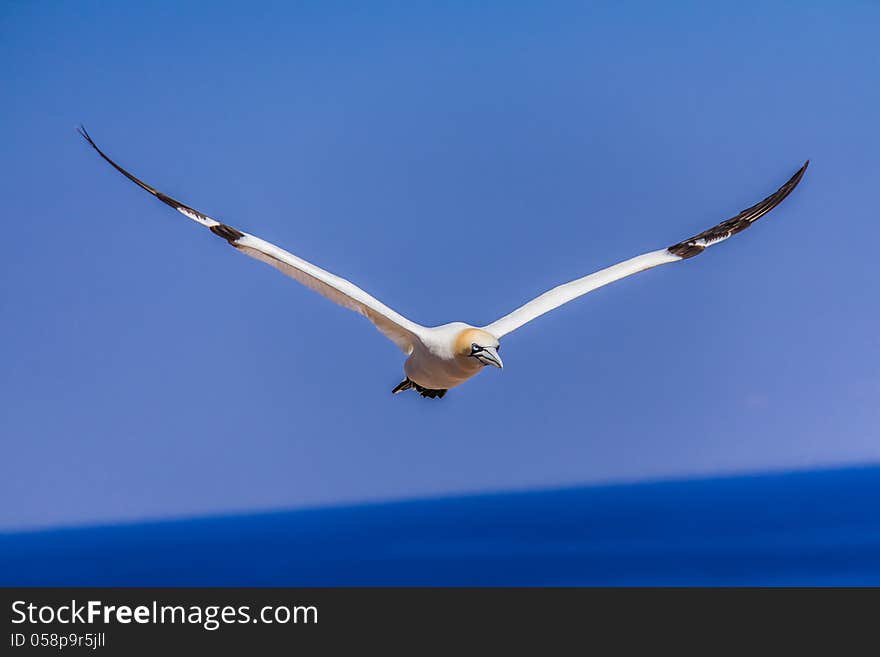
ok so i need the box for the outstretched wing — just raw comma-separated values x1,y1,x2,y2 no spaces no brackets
79,127,425,353
484,161,809,338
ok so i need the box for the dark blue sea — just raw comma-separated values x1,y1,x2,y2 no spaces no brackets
4,466,880,586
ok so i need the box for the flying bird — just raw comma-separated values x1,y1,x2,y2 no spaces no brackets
79,127,808,399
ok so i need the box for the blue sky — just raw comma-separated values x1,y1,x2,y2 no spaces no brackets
1,1,878,530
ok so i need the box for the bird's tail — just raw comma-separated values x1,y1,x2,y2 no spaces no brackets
391,378,448,398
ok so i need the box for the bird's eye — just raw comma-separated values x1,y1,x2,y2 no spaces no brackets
471,343,483,353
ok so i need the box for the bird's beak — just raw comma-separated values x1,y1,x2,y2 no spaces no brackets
478,346,503,369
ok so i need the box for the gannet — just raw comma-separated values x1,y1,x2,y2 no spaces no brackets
79,127,807,399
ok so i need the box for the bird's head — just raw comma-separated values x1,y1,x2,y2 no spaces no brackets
455,328,503,369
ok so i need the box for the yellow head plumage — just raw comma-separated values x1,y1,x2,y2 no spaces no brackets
454,328,499,356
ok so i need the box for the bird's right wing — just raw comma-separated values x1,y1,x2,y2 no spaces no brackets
484,161,809,338
79,127,425,353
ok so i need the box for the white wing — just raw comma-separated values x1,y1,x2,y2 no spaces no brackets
484,161,809,338
79,127,425,353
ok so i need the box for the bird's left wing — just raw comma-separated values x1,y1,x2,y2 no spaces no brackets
483,161,809,338
79,127,425,353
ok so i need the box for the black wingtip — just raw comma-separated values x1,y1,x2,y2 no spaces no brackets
77,124,94,146
76,126,208,221
797,160,810,184
667,160,809,259
77,125,118,166
778,159,809,197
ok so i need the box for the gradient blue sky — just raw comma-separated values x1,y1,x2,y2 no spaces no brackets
1,1,878,530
